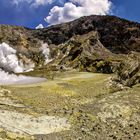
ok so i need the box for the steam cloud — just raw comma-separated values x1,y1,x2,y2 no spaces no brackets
0,42,34,73
0,42,45,85
0,69,46,85
0,42,24,73
40,43,52,64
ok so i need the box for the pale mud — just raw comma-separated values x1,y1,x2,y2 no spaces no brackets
0,87,70,137
0,110,70,135
0,97,25,107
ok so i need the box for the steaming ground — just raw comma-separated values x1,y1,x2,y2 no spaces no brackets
0,42,56,85
0,69,46,85
0,42,50,85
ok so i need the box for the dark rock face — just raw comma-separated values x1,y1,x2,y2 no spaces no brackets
34,15,140,54
114,54,140,87
49,31,114,73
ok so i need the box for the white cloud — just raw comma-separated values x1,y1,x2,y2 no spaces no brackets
32,0,54,7
11,0,54,7
45,0,112,25
35,24,44,29
11,0,31,5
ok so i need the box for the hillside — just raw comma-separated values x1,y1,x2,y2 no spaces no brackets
0,15,140,140
1,15,140,86
34,15,140,53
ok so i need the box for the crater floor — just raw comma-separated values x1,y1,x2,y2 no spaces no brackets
0,72,140,140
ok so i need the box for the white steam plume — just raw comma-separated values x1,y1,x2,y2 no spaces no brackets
0,69,46,85
0,43,24,73
40,43,52,64
0,42,34,73
0,42,45,85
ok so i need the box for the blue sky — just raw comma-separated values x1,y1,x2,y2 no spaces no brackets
0,0,139,28
112,0,140,23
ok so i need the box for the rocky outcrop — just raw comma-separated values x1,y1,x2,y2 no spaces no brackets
113,53,140,87
48,31,114,73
